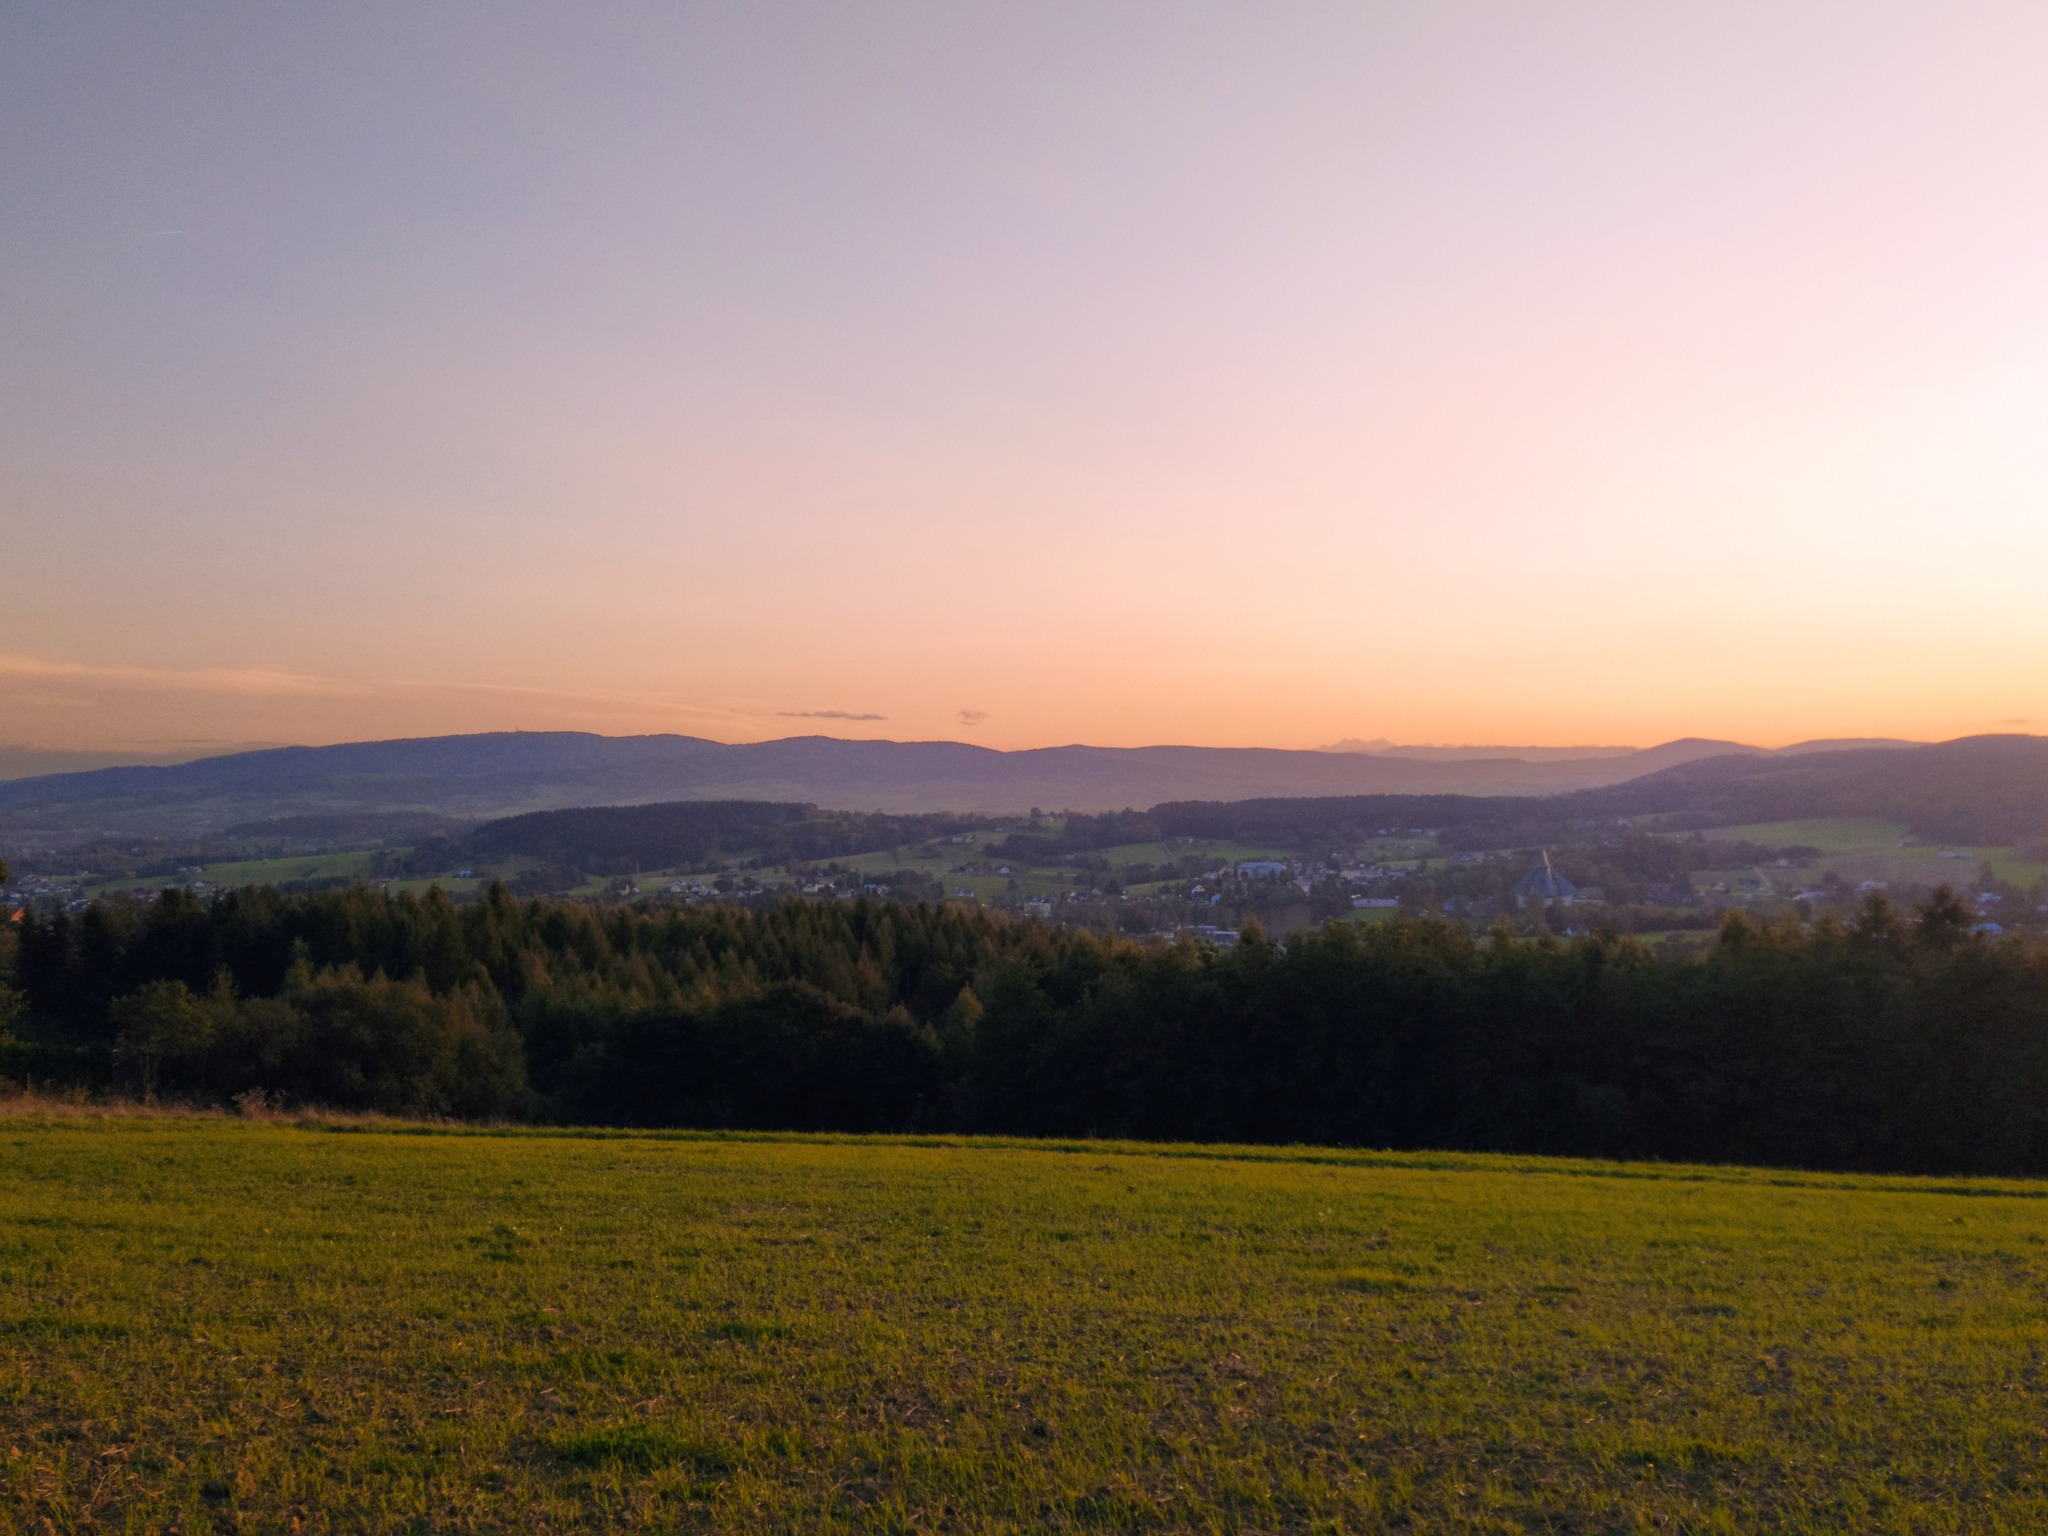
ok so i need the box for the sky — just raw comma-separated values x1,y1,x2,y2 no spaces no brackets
4,1,2047,755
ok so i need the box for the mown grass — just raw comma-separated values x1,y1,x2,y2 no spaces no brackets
3,1117,2047,1532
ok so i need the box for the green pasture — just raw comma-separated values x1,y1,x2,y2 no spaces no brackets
1095,840,1293,870
6,1118,2048,1533
1716,819,1910,855
1711,819,2048,891
1358,836,1446,860
86,850,384,898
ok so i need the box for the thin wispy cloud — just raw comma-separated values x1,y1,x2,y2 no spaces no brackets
0,654,774,740
958,709,989,726
0,653,357,697
778,709,886,722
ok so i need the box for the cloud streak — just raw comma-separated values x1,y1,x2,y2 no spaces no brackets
0,654,793,743
0,653,358,697
778,709,887,721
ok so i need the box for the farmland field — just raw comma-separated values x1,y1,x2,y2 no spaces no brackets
4,1117,2047,1533
85,851,384,899
1092,840,1296,869
1711,819,2048,891
1716,818,1912,856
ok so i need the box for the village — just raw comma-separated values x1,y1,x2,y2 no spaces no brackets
9,810,2043,953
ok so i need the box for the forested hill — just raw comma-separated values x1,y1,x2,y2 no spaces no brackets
1152,735,2048,850
1581,734,2048,843
0,730,1794,845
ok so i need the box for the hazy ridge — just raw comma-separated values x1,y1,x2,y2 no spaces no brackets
0,730,1897,843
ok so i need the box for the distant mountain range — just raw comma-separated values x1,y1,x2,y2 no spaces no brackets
0,729,1949,850
1319,737,1918,762
0,744,283,782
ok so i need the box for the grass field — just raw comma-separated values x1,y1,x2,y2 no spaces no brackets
1718,819,1913,856
5,1118,2047,1532
1713,819,2048,892
1093,841,1296,870
85,851,385,899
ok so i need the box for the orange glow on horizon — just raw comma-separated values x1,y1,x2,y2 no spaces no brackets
4,4,2047,756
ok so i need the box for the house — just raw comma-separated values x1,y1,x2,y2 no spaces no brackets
1236,860,1288,880
1512,851,1577,910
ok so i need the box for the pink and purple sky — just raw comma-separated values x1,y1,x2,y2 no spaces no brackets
4,2,2046,754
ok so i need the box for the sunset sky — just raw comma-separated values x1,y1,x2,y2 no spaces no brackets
5,2,2047,754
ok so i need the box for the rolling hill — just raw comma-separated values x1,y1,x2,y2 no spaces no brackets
0,730,1806,847
1152,735,2048,850
1584,733,2048,844
6,730,2031,862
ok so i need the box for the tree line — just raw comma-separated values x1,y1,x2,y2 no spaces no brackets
425,801,987,879
6,883,2047,1175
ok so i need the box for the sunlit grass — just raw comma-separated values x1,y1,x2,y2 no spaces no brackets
1714,818,2048,891
4,1117,2046,1531
1720,818,1912,854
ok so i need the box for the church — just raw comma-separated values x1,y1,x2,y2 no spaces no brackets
1512,851,1578,910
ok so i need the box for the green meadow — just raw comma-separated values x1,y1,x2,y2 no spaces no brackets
1718,819,1913,856
1717,819,2048,892
85,852,383,899
5,1117,2047,1533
